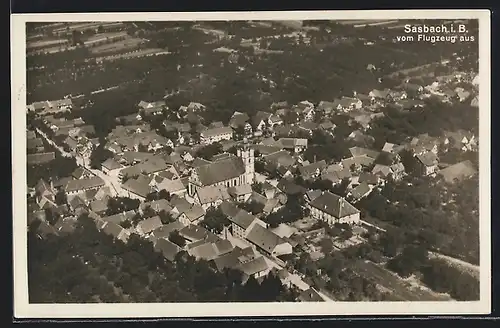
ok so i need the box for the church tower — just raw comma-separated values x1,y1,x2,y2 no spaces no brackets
237,138,255,185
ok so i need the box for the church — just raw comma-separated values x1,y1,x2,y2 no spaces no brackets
187,141,255,197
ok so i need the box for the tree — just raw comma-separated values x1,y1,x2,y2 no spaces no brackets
320,238,334,254
168,230,186,247
251,182,264,194
330,178,350,197
44,208,58,225
55,190,67,205
200,207,230,233
158,210,175,224
196,143,223,160
121,220,132,229
90,143,113,169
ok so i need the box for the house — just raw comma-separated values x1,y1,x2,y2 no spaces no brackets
317,101,336,115
296,288,324,302
275,138,308,153
299,101,315,121
136,216,163,236
263,150,296,169
245,223,293,257
349,182,372,202
298,160,327,180
26,130,36,140
437,160,477,183
304,189,323,203
368,89,391,101
358,172,379,185
179,225,219,244
200,126,233,145
227,184,253,203
415,151,439,176
390,163,406,181
27,152,56,165
154,238,182,262
101,158,123,175
195,185,231,210
122,177,151,200
237,256,270,281
27,99,73,115
298,121,319,135
443,130,477,152
252,111,273,131
178,204,206,226
153,178,187,198
307,191,360,225
382,142,403,154
72,166,95,180
409,134,440,155
455,88,471,102
188,242,220,261
319,120,336,132
64,176,105,195
219,201,266,240
471,96,479,107
213,246,256,272
229,112,250,129
101,221,130,243
372,164,393,179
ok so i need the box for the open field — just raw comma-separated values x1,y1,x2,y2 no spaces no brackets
90,37,144,54
27,38,69,50
96,48,169,62
351,259,452,301
52,22,125,34
84,32,129,46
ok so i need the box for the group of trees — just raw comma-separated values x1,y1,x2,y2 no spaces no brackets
106,197,141,216
293,248,385,301
199,207,231,234
356,173,479,265
28,214,296,303
89,141,113,169
264,194,306,228
27,156,78,187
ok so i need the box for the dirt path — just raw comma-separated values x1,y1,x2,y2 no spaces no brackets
429,252,480,279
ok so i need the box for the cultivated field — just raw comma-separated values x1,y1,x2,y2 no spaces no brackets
95,48,169,62
90,37,144,54
27,38,69,50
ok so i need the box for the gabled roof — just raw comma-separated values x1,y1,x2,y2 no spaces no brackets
200,126,233,138
152,221,185,239
245,224,286,254
416,151,439,167
154,238,182,261
194,156,245,186
142,199,172,213
277,179,307,196
297,288,324,302
27,152,56,165
102,158,122,170
122,178,151,198
188,242,219,261
372,164,393,177
179,225,218,243
299,160,327,178
349,147,380,159
237,256,269,276
263,150,296,168
358,172,379,185
137,216,162,234
213,239,234,256
306,189,323,202
101,210,136,224
308,191,359,218
350,182,371,200
65,176,105,193
438,160,477,183
227,184,253,197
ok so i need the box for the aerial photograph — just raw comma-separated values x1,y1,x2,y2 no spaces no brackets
25,19,480,304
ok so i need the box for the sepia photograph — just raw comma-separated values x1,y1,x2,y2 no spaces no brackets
12,10,490,318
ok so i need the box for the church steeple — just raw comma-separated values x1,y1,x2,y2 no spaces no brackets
237,138,254,185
